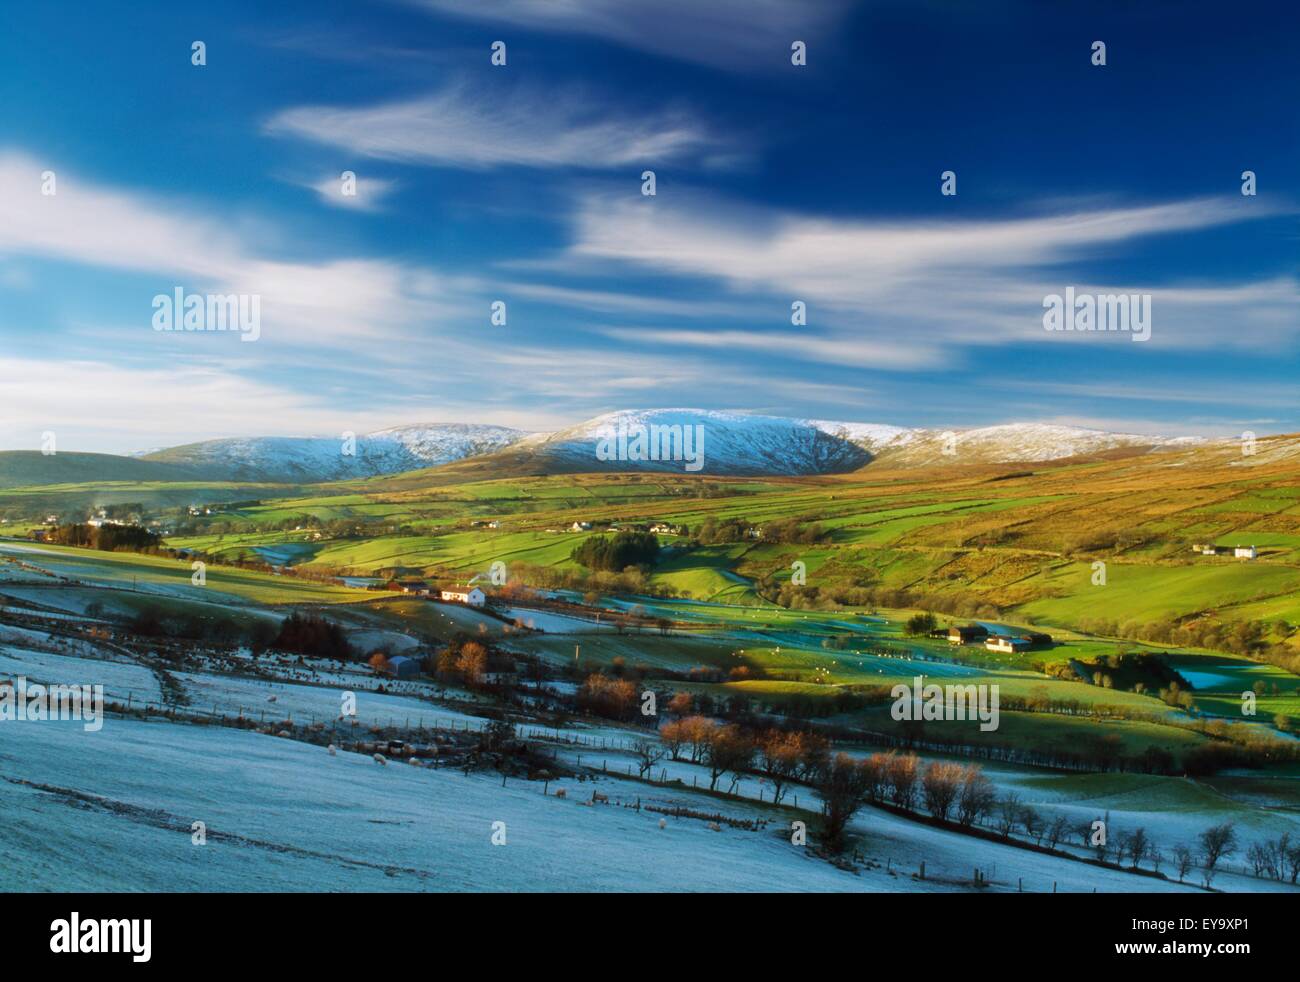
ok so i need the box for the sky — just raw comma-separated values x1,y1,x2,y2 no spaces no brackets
0,0,1297,454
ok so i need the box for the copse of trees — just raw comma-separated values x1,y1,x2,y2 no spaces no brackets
905,612,939,637
45,523,162,553
570,531,660,571
270,611,351,661
577,673,640,721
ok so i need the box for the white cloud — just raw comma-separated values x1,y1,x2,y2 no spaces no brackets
407,0,852,71
266,82,723,170
561,187,1299,359
0,151,464,345
304,173,397,211
0,356,576,454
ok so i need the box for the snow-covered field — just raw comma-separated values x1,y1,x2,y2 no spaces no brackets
0,714,1222,893
2,621,1295,893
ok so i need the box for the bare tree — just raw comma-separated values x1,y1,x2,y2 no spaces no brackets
956,766,995,827
1046,814,1070,850
757,730,805,805
1172,844,1194,883
886,752,920,810
632,736,666,778
1125,827,1149,869
819,753,872,852
1020,805,1045,846
1199,823,1237,888
703,724,753,792
921,760,963,821
994,792,1022,839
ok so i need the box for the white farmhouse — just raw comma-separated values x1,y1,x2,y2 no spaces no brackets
440,586,486,607
1234,545,1257,559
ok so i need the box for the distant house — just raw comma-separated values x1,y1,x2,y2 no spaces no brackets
1194,543,1258,559
440,586,486,607
570,521,592,532
986,635,1031,654
386,655,421,679
947,625,989,645
396,580,429,595
649,523,680,535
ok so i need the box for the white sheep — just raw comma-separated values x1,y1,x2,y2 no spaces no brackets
708,822,721,832
658,818,667,830
327,744,337,756
373,753,388,766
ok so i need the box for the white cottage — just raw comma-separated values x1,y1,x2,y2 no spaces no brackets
440,586,486,607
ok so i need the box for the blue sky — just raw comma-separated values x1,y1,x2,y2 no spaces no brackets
1,0,1297,453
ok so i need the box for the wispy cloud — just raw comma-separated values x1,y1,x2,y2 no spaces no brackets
560,187,1298,360
0,151,464,345
266,82,726,170
406,0,853,71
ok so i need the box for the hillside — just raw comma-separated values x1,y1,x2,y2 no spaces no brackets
0,451,203,488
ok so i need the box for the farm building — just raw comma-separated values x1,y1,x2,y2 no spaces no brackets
985,635,1031,654
440,586,486,607
947,625,989,645
394,580,430,595
386,655,421,679
1193,544,1257,559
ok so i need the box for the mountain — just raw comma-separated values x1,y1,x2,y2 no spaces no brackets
514,409,874,475
9,414,1212,490
850,422,1202,468
141,424,527,483
412,411,1203,479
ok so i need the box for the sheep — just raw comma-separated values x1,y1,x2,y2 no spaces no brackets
373,753,388,766
276,730,291,738
707,822,722,832
553,788,566,799
327,744,337,756
408,757,421,766
658,818,667,830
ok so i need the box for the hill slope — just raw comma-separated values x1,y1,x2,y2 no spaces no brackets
0,451,204,489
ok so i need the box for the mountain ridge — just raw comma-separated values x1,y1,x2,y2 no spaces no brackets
1,411,1225,486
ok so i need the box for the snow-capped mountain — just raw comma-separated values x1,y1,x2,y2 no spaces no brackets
514,409,874,475
142,424,527,483
854,422,1202,468
511,412,1200,475
133,412,1205,483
